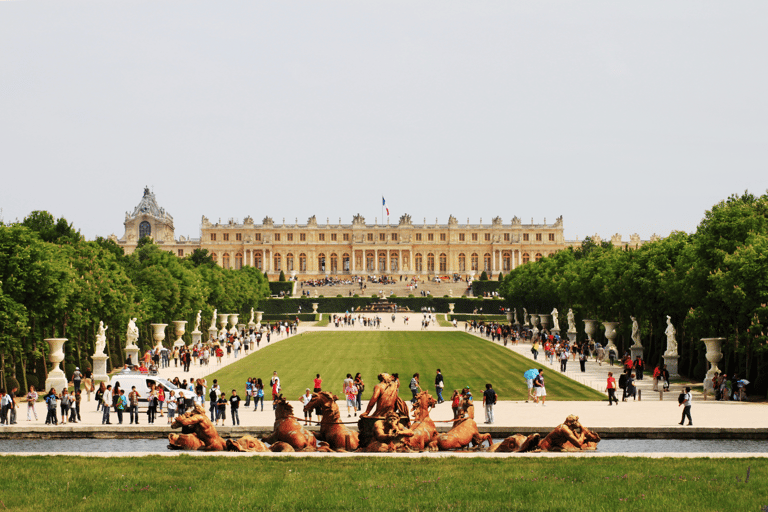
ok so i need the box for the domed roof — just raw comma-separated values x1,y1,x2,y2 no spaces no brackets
127,187,173,221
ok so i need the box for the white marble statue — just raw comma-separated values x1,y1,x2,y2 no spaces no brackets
551,308,560,331
249,307,255,324
567,308,576,333
209,309,217,329
513,308,519,325
630,316,642,347
194,310,202,332
664,315,677,356
523,308,529,326
95,321,108,355
126,318,139,347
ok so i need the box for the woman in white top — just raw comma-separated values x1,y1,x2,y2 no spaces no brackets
26,386,39,421
299,388,313,426
166,391,177,424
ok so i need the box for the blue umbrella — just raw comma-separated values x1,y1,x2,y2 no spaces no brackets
523,369,539,380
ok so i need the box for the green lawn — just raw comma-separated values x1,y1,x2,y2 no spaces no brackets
207,331,605,402
0,456,764,511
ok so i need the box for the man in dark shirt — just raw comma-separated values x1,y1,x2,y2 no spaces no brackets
434,369,445,404
229,390,240,426
482,383,497,424
215,393,227,426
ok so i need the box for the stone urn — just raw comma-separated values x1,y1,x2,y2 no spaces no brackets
45,338,69,393
229,314,240,335
530,314,540,336
506,309,513,323
602,321,619,354
172,320,187,348
255,311,264,328
312,303,319,314
151,323,167,350
539,314,551,332
218,313,229,337
449,303,456,314
702,337,725,396
583,319,598,342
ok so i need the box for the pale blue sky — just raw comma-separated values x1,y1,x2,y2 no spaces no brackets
1,1,766,241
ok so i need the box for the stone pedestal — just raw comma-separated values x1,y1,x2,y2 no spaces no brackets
207,327,218,343
45,338,69,393
191,330,202,346
172,320,187,348
237,323,245,335
151,323,167,350
506,310,512,323
664,354,680,378
91,354,109,383
124,345,139,367
567,331,577,343
602,322,619,355
630,346,644,361
702,337,724,397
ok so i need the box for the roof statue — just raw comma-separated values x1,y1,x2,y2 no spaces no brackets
399,213,412,226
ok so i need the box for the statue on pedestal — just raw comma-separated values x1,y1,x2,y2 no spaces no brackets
249,307,255,325
523,308,529,326
95,321,108,355
126,318,139,347
664,315,678,356
513,308,519,325
551,308,560,331
567,308,576,333
209,309,217,330
194,310,201,332
630,316,642,347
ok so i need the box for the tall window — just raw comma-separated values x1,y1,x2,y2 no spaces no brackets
254,252,262,270
236,233,242,241
343,233,350,241
319,233,325,241
139,221,151,238
223,233,230,241
343,254,350,272
484,253,491,271
415,233,422,241
503,252,511,271
286,253,294,271
235,253,243,270
318,254,326,272
522,253,530,264
300,233,306,241
427,253,435,272
415,254,423,272
471,253,479,271
428,233,434,241
177,249,184,257
378,253,386,271
536,233,542,241
504,233,510,241
485,233,491,241
222,253,231,269
331,254,338,272
254,234,261,241
523,233,529,241
366,252,375,271
391,233,398,241
287,234,293,242
459,233,465,242
274,234,281,242
472,233,478,241
331,233,337,241
549,233,555,241
274,254,281,271
367,233,373,241
439,253,447,272
390,254,398,271
210,233,216,241
458,253,466,272
379,233,386,241
299,253,307,271
440,233,446,241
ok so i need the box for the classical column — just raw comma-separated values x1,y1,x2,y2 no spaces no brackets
398,249,402,274
351,249,356,273
386,249,390,273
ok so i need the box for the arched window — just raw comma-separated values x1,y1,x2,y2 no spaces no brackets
439,253,447,272
235,253,243,270
415,253,423,272
342,253,350,272
366,252,375,272
484,253,491,271
139,221,151,239
274,253,281,271
458,253,466,272
222,253,231,269
286,253,294,271
331,253,338,273
427,253,435,272
471,253,479,271
390,254,398,272
254,251,262,270
522,253,530,264
299,253,307,272
502,252,511,271
535,253,543,262
318,253,326,272
378,252,386,272
402,253,409,271
212,253,218,264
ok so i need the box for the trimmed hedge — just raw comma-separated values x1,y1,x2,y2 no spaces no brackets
260,296,508,314
268,282,293,296
261,313,318,322
449,314,509,322
471,280,501,296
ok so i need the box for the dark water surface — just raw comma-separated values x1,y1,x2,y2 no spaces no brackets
1,438,767,454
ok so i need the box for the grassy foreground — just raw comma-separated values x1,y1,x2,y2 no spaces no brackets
0,456,764,511
207,331,605,402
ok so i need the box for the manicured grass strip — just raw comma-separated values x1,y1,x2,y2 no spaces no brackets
0,456,764,512
436,317,453,327
314,316,330,327
207,331,606,402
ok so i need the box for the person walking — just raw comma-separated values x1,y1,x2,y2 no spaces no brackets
559,349,568,373
434,369,445,404
450,390,462,419
45,388,58,425
345,380,358,418
482,383,497,424
26,385,38,421
533,369,546,406
299,388,313,426
101,385,112,424
679,386,693,426
606,372,618,405
59,389,71,424
354,373,364,412
166,391,177,424
270,372,280,409
147,390,157,424
230,390,240,426
409,373,420,403
128,386,141,425
662,365,670,392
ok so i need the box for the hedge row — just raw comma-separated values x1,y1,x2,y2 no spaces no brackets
449,314,509,322
471,280,501,295
268,282,294,295
261,313,318,322
260,296,507,314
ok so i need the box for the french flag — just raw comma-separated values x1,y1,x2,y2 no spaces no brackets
383,196,389,216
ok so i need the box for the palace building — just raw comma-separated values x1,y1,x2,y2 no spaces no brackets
117,188,646,279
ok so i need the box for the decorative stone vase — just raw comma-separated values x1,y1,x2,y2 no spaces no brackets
530,314,540,336
228,314,240,335
703,337,724,380
172,320,187,348
602,322,619,354
449,303,456,314
218,313,229,337
583,320,598,342
506,310,513,323
539,314,551,331
45,338,69,392
255,311,264,328
151,323,167,350
312,303,319,314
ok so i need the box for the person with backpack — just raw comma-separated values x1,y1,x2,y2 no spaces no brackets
618,371,628,400
533,369,546,406
209,380,220,421
45,388,59,425
678,386,692,426
634,356,645,380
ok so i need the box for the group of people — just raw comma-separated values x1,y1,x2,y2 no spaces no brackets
710,372,747,401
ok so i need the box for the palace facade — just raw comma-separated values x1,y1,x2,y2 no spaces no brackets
116,189,646,279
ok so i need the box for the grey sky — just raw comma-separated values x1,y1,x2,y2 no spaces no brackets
1,1,766,242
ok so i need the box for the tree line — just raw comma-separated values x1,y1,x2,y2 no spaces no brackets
0,211,270,393
499,192,768,397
